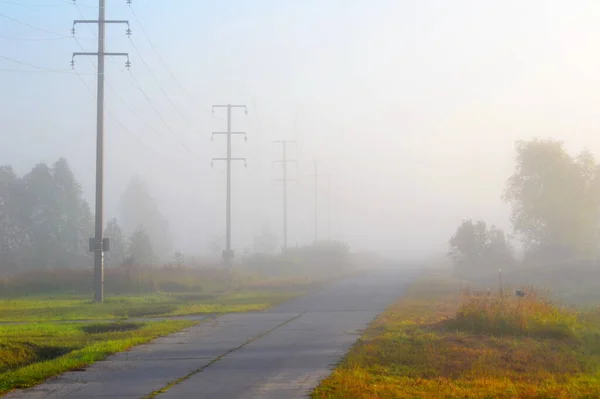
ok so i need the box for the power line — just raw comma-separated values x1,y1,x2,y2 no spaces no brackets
0,0,117,8
128,4,209,116
73,69,202,171
71,3,197,162
0,54,82,73
128,36,196,128
105,76,190,156
0,0,70,7
0,34,70,41
72,1,99,38
0,13,74,38
71,1,198,159
126,69,197,157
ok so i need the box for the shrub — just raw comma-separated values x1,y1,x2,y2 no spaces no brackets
447,287,580,339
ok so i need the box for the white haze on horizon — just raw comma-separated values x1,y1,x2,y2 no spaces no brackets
2,0,600,260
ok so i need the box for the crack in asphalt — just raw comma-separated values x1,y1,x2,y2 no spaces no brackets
142,312,306,399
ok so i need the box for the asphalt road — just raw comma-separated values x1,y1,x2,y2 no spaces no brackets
4,269,417,399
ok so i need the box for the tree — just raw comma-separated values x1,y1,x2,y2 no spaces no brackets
52,158,92,257
21,163,59,269
448,220,488,272
127,226,155,266
486,226,515,269
120,176,172,261
0,165,28,272
0,158,93,272
104,218,126,268
448,220,513,275
503,139,600,261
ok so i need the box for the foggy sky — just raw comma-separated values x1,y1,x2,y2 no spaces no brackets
2,0,600,258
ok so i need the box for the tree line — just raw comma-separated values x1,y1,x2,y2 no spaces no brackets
0,158,172,275
449,139,600,275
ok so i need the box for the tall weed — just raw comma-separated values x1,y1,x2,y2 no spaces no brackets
449,287,580,339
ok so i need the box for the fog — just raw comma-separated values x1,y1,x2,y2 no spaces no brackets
2,0,600,259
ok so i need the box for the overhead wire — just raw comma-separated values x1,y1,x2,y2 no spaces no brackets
0,0,120,8
0,3,201,167
0,11,93,73
0,13,75,38
124,55,198,158
0,53,90,74
72,68,197,169
128,36,197,129
70,1,199,161
128,4,210,117
0,34,71,41
0,0,70,7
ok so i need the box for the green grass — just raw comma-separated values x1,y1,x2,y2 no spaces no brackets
312,274,600,399
0,320,196,395
0,274,316,394
0,290,305,323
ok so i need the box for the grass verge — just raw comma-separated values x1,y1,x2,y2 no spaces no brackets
0,290,306,323
312,273,600,399
0,320,195,395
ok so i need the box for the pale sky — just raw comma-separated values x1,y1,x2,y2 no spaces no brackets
2,0,600,258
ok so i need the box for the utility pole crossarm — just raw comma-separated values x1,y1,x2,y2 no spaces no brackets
72,52,130,69
212,131,247,141
72,19,131,36
73,52,129,57
212,157,247,166
73,19,130,25
213,104,248,109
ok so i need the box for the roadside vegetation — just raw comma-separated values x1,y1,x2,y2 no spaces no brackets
0,241,360,395
0,240,359,323
312,274,600,399
0,290,303,323
0,267,319,322
314,139,600,398
0,320,195,395
0,267,315,396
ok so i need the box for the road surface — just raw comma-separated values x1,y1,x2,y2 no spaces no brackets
4,269,417,399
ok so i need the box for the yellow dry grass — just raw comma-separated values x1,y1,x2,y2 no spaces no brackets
312,274,600,399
